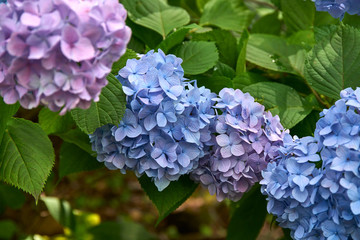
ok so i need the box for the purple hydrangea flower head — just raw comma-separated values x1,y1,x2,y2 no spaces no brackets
0,0,131,114
191,88,288,201
262,87,360,239
313,0,360,19
90,50,217,191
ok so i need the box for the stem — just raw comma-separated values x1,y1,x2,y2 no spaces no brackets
307,83,331,109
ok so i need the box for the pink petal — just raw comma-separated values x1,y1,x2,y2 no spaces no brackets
7,35,27,57
20,12,41,27
61,37,95,62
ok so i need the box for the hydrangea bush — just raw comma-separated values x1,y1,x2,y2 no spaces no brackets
1,0,360,239
0,0,131,114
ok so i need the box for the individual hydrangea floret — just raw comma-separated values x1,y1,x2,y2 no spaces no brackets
191,88,288,201
312,0,360,19
90,50,216,191
262,87,360,240
0,0,131,114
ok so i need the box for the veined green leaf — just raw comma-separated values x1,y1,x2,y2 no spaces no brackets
281,0,315,33
246,34,306,76
122,0,190,38
305,24,360,99
200,0,254,31
71,73,126,134
174,41,219,75
0,118,55,200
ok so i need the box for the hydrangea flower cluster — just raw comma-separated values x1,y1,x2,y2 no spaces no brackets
0,0,131,114
191,88,288,201
313,0,360,19
90,50,216,191
261,135,324,239
261,87,360,240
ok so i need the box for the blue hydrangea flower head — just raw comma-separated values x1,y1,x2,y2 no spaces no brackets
261,134,325,239
191,88,288,201
0,0,131,114
262,87,360,239
313,0,360,19
90,50,216,191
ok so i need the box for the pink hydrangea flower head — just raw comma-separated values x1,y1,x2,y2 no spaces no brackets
0,0,131,114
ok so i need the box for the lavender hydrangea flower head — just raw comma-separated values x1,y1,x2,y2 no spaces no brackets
262,87,360,240
191,88,288,201
313,0,360,19
90,50,217,191
0,0,131,114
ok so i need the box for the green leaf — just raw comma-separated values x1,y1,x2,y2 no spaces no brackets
122,0,190,38
287,30,315,51
0,220,17,239
252,11,281,35
200,0,254,31
0,183,26,211
246,34,306,75
38,108,74,135
41,196,75,230
343,14,360,28
213,62,236,79
59,142,102,179
0,98,19,144
0,118,55,200
290,110,320,138
314,11,338,27
174,41,219,75
0,98,19,124
111,49,139,75
89,219,157,240
71,73,126,134
157,24,201,53
126,19,163,49
192,29,238,68
168,0,202,19
227,185,267,240
236,30,249,74
197,75,233,93
243,82,312,129
232,72,268,90
139,175,198,225
55,128,93,154
305,24,360,99
281,0,315,33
